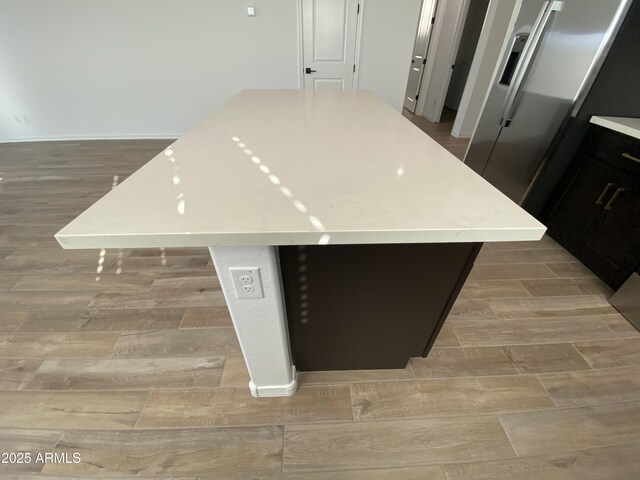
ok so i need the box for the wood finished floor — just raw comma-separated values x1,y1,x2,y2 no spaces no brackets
403,107,469,160
1,137,639,479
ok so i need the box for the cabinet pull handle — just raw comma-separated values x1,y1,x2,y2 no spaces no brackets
604,187,626,210
622,152,640,164
595,182,615,204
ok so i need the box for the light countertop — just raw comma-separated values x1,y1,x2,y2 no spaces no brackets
590,116,640,140
56,90,545,248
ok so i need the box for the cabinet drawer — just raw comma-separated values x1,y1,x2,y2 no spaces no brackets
581,125,640,177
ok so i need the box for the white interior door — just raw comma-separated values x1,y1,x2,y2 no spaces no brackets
404,0,438,112
301,0,361,90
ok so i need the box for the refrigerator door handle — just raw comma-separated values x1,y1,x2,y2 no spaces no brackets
500,0,564,127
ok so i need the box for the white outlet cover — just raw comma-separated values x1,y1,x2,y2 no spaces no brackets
247,5,256,16
230,267,264,299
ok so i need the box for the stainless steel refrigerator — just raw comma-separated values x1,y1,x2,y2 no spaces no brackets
464,0,632,204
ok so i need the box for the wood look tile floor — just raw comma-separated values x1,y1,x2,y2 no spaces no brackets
1,137,639,479
403,106,469,160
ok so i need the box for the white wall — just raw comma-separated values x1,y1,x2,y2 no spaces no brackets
357,0,422,111
0,0,301,141
0,0,300,141
0,0,422,142
451,0,519,138
418,0,470,122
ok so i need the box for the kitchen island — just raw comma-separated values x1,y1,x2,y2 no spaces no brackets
56,90,545,397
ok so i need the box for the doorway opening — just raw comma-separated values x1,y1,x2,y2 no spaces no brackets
443,0,490,114
404,0,493,141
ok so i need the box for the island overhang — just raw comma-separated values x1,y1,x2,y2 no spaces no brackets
56,89,545,249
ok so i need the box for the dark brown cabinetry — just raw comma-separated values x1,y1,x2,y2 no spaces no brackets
545,125,640,290
279,243,481,371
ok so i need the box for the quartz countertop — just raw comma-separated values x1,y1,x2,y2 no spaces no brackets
590,116,640,140
56,90,545,248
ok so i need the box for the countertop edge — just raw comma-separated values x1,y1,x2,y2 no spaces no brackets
590,115,640,140
55,227,547,250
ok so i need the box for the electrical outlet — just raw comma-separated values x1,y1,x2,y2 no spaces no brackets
230,267,264,299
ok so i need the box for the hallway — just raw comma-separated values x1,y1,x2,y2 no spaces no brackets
403,107,470,160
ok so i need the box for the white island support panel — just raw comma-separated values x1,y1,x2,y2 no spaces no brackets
210,246,296,397
56,90,546,397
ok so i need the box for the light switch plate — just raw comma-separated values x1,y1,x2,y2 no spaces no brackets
230,267,264,299
247,5,256,16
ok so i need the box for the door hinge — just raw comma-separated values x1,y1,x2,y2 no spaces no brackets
431,16,435,24
353,64,356,73
423,58,427,65
357,3,360,14
415,94,420,100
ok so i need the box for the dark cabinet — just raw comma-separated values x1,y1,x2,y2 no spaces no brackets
545,125,640,290
279,243,481,371
588,181,640,284
546,155,616,246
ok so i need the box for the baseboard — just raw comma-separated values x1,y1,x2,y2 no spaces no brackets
0,133,182,144
450,127,472,139
248,370,298,398
422,111,439,123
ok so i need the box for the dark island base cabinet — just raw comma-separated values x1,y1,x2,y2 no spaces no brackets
545,125,640,290
279,242,481,371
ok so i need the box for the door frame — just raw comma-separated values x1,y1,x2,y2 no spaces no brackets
416,0,470,121
451,0,520,138
404,0,439,112
297,0,366,90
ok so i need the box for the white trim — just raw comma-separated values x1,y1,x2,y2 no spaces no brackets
435,0,470,123
451,116,471,138
297,0,305,89
249,370,298,398
463,0,522,160
450,128,471,138
352,0,365,88
0,133,181,144
417,0,470,121
422,109,439,123
451,0,503,139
